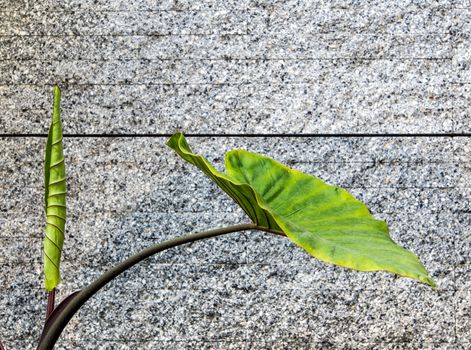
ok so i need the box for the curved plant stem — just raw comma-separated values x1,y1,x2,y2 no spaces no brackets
37,223,283,350
0,339,5,350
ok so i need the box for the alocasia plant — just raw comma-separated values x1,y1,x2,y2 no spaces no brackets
0,87,436,350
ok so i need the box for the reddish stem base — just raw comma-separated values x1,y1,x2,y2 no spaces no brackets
46,289,56,320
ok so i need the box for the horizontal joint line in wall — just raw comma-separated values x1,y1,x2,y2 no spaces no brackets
0,281,462,293
1,133,471,138
0,340,467,346
0,82,462,88
0,186,463,191
0,83,243,87
53,339,469,344
0,33,248,38
0,9,238,13
0,58,453,62
0,33,457,38
0,5,460,12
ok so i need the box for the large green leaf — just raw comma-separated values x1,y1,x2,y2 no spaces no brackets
167,132,435,287
43,85,66,291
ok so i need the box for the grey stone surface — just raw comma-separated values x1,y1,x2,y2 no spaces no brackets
247,33,453,59
2,34,453,61
0,11,246,36
0,62,454,131
247,6,453,35
2,0,247,11
0,60,246,85
1,0,470,349
452,84,471,132
0,35,250,60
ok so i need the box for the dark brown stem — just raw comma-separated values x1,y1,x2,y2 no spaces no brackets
37,223,274,350
46,289,56,320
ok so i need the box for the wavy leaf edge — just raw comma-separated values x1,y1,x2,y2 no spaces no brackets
167,132,436,288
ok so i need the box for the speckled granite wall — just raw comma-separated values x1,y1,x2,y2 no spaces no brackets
0,1,470,349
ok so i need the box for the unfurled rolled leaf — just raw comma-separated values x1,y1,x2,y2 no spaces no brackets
43,85,66,291
167,132,435,287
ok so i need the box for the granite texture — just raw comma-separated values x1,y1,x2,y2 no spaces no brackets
0,11,246,36
0,59,454,132
0,0,470,349
2,0,246,11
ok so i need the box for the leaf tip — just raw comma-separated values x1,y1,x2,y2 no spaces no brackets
411,266,436,289
52,85,62,125
424,276,437,289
